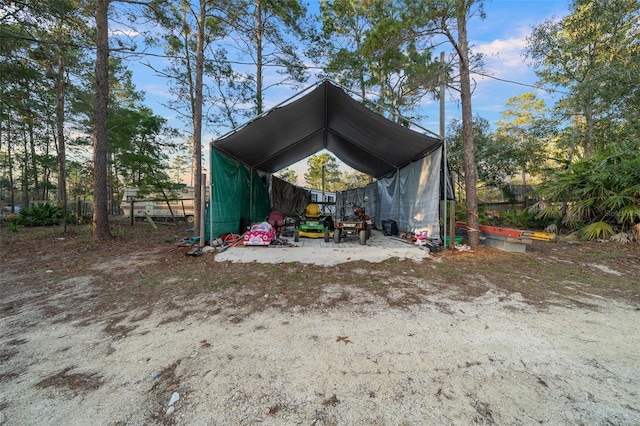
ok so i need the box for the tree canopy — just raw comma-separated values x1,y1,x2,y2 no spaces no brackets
304,153,341,191
526,0,640,156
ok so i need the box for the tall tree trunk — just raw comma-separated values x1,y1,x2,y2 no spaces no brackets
7,121,16,212
21,126,29,208
0,115,3,205
28,118,39,201
56,47,68,233
521,170,527,207
42,127,51,201
520,130,527,208
192,0,206,236
456,0,480,247
255,0,264,115
584,103,594,156
92,0,111,240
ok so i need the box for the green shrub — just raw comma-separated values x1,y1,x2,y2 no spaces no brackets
2,220,20,232
537,144,640,234
17,202,64,226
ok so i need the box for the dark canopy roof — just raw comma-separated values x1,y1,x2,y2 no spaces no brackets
211,80,442,179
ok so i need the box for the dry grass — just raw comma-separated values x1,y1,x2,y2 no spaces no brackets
1,218,639,332
35,367,104,396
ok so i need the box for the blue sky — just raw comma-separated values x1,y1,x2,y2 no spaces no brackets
459,0,569,126
128,0,571,181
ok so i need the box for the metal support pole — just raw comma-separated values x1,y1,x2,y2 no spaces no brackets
209,177,214,246
199,173,206,247
322,165,325,214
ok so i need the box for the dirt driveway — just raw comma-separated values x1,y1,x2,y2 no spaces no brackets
1,222,639,425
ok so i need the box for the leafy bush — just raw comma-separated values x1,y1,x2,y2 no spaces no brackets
499,209,555,230
537,144,640,240
17,202,64,226
2,220,20,232
454,202,467,222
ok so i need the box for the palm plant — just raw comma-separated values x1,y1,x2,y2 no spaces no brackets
18,203,64,226
536,145,640,240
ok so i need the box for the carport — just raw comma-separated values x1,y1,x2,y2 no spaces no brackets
208,79,450,241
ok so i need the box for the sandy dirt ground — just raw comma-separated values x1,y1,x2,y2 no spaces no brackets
1,225,639,425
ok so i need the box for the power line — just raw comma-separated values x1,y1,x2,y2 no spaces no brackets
1,32,568,95
472,70,569,95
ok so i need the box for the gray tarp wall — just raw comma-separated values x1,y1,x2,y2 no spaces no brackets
337,147,443,239
335,183,377,222
270,176,311,216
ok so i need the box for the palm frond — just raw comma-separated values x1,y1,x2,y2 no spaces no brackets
533,204,561,221
617,205,640,225
562,205,582,226
602,195,635,211
581,221,615,241
610,232,632,244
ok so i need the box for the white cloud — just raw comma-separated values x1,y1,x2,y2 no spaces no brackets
109,28,142,38
139,83,172,99
476,37,529,78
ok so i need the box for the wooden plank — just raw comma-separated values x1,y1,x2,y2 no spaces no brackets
143,211,158,229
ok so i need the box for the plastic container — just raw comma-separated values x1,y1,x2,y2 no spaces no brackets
443,235,464,245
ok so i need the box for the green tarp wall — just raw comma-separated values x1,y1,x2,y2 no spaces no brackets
207,150,271,239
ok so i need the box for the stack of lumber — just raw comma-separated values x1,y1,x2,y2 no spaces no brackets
455,222,556,253
478,225,530,253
